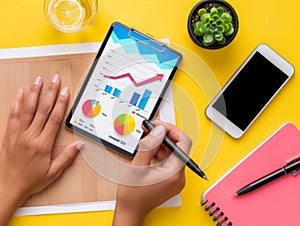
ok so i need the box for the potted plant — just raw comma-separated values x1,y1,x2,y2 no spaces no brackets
187,0,239,49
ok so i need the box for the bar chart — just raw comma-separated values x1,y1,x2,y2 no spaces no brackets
103,84,153,111
104,85,121,98
135,89,151,110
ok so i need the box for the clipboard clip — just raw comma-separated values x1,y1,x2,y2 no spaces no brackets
128,28,167,53
286,155,300,176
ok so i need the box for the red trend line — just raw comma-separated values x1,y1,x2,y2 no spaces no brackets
104,73,164,87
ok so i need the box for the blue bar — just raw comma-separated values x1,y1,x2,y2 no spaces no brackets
130,92,141,106
104,85,113,94
138,89,152,110
113,88,121,98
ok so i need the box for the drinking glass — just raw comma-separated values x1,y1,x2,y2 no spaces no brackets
44,0,98,33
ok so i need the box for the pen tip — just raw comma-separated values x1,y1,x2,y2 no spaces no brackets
202,175,209,181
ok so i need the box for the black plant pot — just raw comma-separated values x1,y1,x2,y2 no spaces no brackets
187,0,239,49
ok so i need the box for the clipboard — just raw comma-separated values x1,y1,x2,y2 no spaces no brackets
65,22,182,158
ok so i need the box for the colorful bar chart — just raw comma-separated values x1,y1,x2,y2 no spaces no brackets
112,88,121,98
103,83,152,110
104,85,113,93
130,92,141,106
104,85,122,98
138,89,152,110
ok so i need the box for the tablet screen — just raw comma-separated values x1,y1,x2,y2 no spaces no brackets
66,22,182,157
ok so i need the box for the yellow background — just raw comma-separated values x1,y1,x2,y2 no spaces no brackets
1,0,300,225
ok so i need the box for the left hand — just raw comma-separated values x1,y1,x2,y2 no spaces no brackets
0,75,82,225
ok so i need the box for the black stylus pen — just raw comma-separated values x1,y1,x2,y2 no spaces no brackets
235,157,300,196
142,120,208,180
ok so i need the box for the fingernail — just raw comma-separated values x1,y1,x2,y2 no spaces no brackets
52,74,60,83
76,141,85,150
151,125,165,137
60,87,69,96
35,76,42,85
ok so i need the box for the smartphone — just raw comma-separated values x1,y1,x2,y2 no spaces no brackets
65,22,182,157
206,43,294,139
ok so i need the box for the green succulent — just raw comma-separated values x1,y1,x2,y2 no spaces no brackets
193,7,234,46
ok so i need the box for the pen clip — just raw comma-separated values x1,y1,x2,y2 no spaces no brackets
286,155,300,176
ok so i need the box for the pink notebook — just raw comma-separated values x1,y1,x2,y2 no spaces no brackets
201,123,300,226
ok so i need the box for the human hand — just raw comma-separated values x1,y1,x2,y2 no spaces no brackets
0,75,82,225
113,121,192,226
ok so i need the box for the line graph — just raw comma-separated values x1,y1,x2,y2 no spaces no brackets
104,73,164,87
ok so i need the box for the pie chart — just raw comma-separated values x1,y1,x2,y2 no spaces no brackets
82,99,101,118
114,114,136,136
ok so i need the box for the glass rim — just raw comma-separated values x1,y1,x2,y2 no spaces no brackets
44,0,98,33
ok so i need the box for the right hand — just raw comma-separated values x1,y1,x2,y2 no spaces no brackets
113,121,192,226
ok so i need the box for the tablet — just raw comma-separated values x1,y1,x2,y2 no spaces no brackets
66,22,182,158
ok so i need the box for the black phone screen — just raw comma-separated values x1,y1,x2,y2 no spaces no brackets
212,52,288,131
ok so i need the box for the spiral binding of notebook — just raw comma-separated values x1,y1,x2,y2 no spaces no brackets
201,199,232,226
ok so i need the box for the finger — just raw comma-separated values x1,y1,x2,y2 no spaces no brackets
156,147,171,161
47,141,83,182
151,121,192,171
29,74,61,134
6,88,25,135
40,86,70,146
133,125,166,166
20,76,43,130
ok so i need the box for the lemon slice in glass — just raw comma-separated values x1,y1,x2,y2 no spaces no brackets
50,0,85,31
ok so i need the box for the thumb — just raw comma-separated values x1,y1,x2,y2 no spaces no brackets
132,125,166,166
47,141,83,182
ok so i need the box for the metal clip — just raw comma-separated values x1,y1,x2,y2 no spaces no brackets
286,155,300,176
291,170,299,176
128,28,167,53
